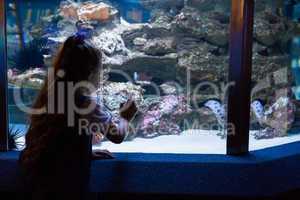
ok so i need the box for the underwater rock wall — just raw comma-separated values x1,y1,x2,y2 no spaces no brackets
8,0,298,139
252,2,295,104
39,0,232,87
93,82,192,139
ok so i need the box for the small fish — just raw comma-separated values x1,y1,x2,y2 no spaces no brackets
133,72,138,82
133,72,152,82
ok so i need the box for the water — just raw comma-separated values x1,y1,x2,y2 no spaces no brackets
5,0,300,153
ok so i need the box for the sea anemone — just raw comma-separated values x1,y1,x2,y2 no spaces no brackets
8,127,25,151
9,38,47,71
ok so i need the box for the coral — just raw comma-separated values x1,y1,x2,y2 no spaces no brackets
93,82,192,139
142,37,176,56
59,1,118,22
177,40,228,84
138,95,192,138
254,8,293,47
8,68,46,89
59,1,79,20
251,97,296,139
96,82,145,115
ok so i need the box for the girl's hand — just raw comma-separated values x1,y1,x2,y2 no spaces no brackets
120,98,138,121
92,133,104,145
92,149,114,160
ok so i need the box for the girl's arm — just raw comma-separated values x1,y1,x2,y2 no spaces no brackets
90,99,137,159
105,99,137,144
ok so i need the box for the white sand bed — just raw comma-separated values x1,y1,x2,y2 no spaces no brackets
94,130,227,154
10,124,300,154
249,131,300,151
94,130,300,154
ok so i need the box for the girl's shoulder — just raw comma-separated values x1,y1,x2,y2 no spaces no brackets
78,94,102,106
79,94,113,123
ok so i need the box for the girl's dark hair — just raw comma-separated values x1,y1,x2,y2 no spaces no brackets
54,35,101,82
20,36,102,171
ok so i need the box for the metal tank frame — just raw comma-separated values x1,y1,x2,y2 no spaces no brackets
0,0,8,152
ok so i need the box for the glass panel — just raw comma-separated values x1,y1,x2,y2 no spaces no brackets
6,0,57,150
250,0,300,151
7,0,230,154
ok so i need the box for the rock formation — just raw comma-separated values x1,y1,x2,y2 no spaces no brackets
11,0,298,139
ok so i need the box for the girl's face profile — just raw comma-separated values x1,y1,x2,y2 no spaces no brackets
88,66,101,90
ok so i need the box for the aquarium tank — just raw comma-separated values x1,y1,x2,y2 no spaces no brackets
248,0,300,150
5,0,300,153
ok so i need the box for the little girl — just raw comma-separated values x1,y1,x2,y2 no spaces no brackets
19,34,137,199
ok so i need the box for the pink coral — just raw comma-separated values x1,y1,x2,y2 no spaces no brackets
138,95,191,138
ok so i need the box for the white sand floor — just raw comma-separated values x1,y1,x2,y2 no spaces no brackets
11,124,300,154
94,130,300,154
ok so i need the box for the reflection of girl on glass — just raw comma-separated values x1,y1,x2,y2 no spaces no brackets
19,34,137,199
